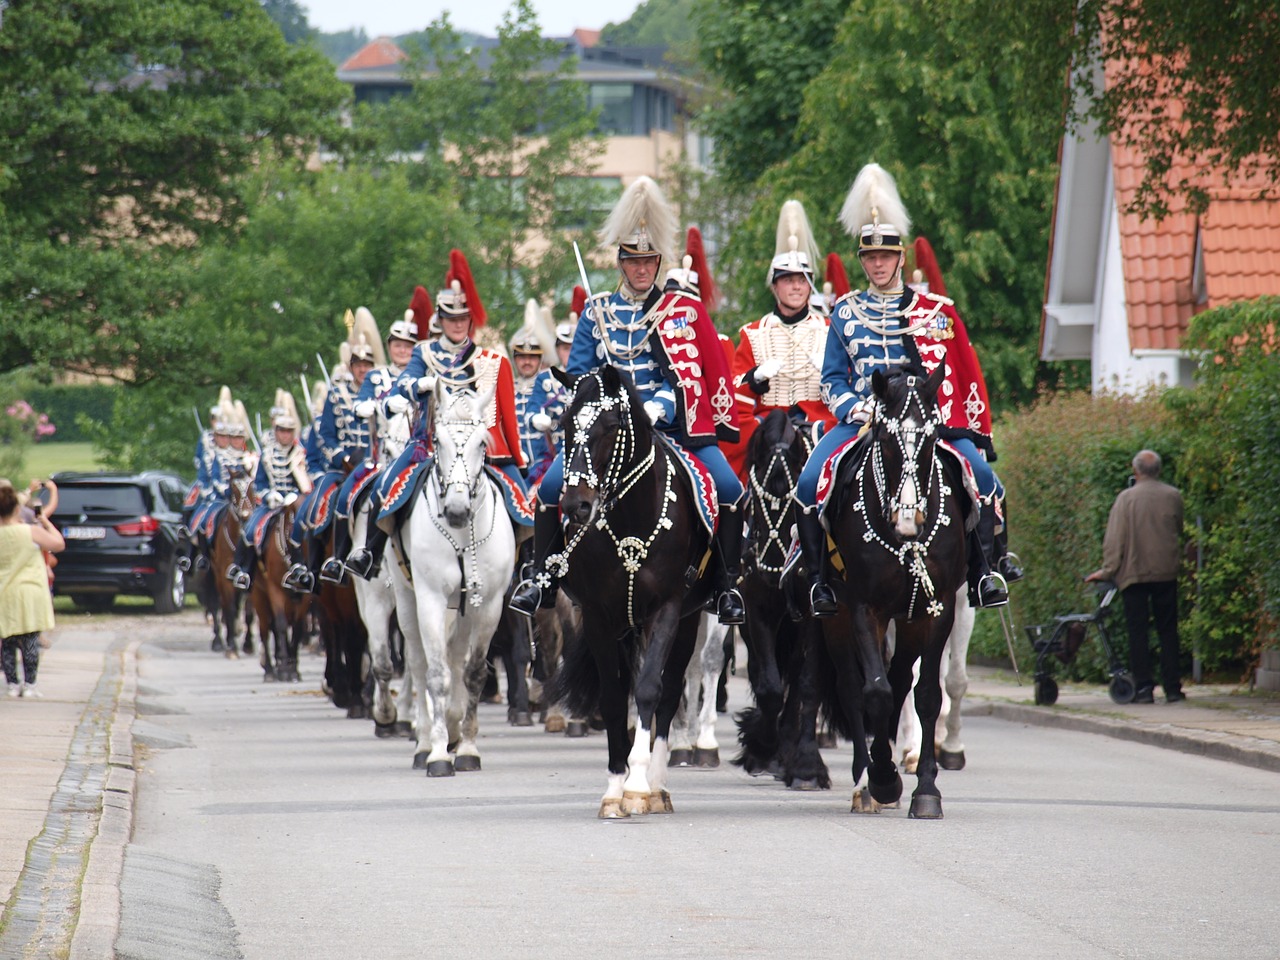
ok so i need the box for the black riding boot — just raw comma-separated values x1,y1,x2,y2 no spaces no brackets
319,521,352,584
715,506,746,625
797,508,838,618
226,539,254,591
991,495,1025,583
509,506,563,617
346,524,389,581
969,502,1009,608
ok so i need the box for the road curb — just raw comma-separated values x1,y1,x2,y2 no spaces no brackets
69,637,142,960
966,697,1280,774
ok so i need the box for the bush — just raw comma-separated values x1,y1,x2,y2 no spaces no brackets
23,383,119,443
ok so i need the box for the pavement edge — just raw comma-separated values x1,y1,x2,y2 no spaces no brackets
69,637,142,960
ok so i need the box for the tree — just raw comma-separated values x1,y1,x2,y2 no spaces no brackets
0,0,351,377
356,1,604,327
261,0,315,45
698,0,1067,407
600,0,697,47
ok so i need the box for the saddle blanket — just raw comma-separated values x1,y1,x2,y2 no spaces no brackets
249,507,283,550
338,459,381,519
657,434,718,538
193,499,227,539
815,436,979,524
377,458,534,528
307,478,340,534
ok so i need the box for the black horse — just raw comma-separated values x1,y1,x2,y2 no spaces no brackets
818,364,969,819
549,365,715,819
733,409,829,789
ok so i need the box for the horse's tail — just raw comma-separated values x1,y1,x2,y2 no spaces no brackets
547,613,599,718
812,635,861,743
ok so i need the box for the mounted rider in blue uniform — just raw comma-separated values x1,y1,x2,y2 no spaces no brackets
318,290,425,584
510,176,744,624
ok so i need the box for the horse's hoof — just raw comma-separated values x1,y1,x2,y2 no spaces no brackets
621,791,650,816
789,778,823,792
902,758,919,775
512,711,533,727
544,716,566,734
869,772,904,806
668,748,693,767
454,754,481,772
210,639,226,652
224,649,239,660
346,703,368,720
426,759,456,778
767,759,786,780
817,730,838,749
412,753,429,770
262,672,277,683
693,747,719,768
598,798,629,819
565,720,590,738
908,794,944,819
392,721,414,739
850,788,883,814
938,749,966,771
647,790,674,814
373,722,398,739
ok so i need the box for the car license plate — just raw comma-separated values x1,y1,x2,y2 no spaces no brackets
62,526,107,540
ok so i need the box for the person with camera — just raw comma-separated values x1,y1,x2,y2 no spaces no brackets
1,480,65,697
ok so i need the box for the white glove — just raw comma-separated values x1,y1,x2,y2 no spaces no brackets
530,413,553,432
265,490,284,509
353,400,376,419
755,358,782,381
385,394,411,415
846,398,874,425
643,401,665,425
415,375,437,396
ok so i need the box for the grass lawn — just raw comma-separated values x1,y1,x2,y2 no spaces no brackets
19,442,105,485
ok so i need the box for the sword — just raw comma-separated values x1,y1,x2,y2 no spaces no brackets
572,241,594,302
192,405,204,434
316,352,331,388
300,374,313,420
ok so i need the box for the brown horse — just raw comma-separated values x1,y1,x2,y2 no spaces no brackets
316,522,370,717
210,471,257,659
251,498,312,682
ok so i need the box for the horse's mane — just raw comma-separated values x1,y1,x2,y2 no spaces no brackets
745,409,791,466
570,365,648,431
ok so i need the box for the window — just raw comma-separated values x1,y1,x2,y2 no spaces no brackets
554,176,621,230
588,84,635,135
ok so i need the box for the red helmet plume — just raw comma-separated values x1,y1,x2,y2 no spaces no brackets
570,284,587,320
442,249,486,328
825,252,851,298
407,285,433,326
685,226,718,310
912,236,948,297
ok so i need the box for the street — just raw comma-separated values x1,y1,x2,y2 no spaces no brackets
111,615,1280,960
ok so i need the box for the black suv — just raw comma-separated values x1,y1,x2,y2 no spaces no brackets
48,470,189,613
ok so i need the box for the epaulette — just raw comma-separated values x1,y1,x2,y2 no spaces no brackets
908,288,955,309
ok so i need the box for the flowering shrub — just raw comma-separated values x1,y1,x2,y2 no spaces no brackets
0,397,57,480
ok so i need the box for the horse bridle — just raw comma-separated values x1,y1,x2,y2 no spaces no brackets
858,375,951,619
747,423,806,581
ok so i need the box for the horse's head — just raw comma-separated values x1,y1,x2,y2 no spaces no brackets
229,469,255,520
377,402,412,464
744,409,809,578
432,379,494,529
559,364,649,527
870,363,946,540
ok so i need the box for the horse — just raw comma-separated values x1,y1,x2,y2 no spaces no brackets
317,520,370,719
734,409,829,789
547,365,716,819
388,380,515,776
251,497,312,682
817,364,970,819
669,613,730,768
210,471,256,658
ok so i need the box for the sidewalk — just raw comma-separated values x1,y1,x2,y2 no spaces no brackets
2,613,1279,957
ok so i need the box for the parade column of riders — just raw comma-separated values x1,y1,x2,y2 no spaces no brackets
184,161,1022,627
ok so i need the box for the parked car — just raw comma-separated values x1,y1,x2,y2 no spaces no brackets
47,470,189,614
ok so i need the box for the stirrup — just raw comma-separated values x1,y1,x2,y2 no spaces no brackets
319,557,348,585
232,571,251,591
195,555,210,572
998,552,1025,583
809,582,838,618
283,564,313,593
509,579,542,617
177,555,192,573
977,571,1009,608
717,588,745,626
225,564,243,584
345,549,376,581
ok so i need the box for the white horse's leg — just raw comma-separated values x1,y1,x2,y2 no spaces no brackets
669,617,705,765
694,617,726,765
390,559,431,769
938,591,973,769
621,714,653,814
353,510,399,730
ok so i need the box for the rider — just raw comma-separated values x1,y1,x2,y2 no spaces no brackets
226,391,312,591
284,310,380,592
319,290,425,584
190,391,256,569
794,162,1011,613
510,300,557,486
728,199,837,481
345,251,526,581
522,289,582,492
509,177,744,623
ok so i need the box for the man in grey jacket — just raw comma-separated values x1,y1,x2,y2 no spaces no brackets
1086,450,1185,703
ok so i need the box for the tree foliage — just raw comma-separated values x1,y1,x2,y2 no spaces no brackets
601,0,697,47
0,0,351,379
355,1,604,326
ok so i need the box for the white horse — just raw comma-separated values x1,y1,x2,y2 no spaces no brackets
669,613,729,767
390,382,515,776
349,403,413,737
895,590,975,773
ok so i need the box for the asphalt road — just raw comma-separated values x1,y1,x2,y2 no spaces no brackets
120,626,1280,960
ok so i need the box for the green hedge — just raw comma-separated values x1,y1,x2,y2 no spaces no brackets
24,384,119,443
